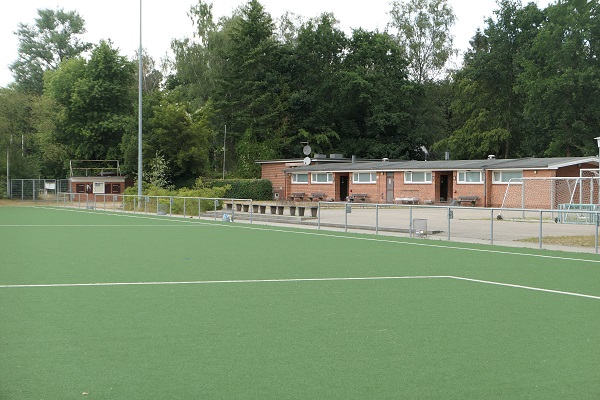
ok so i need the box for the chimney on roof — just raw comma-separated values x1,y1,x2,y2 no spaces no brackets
352,155,356,163
382,157,389,162
445,151,450,161
488,155,496,159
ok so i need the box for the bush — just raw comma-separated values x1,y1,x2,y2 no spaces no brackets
206,179,272,200
123,183,230,214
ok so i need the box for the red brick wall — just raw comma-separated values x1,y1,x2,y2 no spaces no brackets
261,163,287,200
394,172,435,203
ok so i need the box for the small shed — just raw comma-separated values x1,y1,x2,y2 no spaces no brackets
69,160,131,201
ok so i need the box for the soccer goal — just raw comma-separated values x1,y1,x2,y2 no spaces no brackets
499,173,600,211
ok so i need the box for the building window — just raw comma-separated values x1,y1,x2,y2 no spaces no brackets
292,173,309,184
76,184,85,193
457,171,483,184
404,171,432,184
352,172,377,184
93,182,105,194
311,173,333,184
493,171,523,183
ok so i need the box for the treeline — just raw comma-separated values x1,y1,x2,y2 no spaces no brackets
1,0,599,190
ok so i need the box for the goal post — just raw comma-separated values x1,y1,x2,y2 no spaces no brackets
499,176,600,211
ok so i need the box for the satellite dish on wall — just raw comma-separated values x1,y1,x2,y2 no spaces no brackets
303,145,312,156
303,157,311,165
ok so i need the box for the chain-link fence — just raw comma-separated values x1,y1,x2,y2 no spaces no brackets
15,190,600,254
10,179,69,201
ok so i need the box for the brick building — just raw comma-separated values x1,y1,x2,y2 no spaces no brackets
258,156,599,208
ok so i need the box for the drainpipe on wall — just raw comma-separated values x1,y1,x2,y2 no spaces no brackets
483,168,487,207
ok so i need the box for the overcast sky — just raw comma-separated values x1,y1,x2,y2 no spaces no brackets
0,0,554,87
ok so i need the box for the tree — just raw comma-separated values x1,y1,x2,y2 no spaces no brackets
10,8,92,94
145,92,212,184
389,0,456,83
213,0,288,174
336,29,417,159
436,0,544,159
284,12,347,157
44,41,136,161
518,0,600,157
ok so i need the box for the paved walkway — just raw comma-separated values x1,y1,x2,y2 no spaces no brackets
223,203,600,254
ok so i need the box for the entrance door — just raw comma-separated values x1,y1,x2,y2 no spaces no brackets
386,172,394,203
339,175,349,201
440,174,449,202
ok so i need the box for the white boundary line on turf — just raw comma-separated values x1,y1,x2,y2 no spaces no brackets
448,276,600,300
1,275,599,300
0,275,445,288
0,224,200,227
29,206,600,265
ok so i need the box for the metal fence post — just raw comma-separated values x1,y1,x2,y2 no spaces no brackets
594,212,600,254
539,210,543,249
409,206,413,238
250,199,253,224
490,208,494,245
375,204,379,235
447,207,451,241
317,203,321,230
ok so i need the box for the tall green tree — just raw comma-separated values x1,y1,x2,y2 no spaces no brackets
284,13,347,156
389,0,456,83
337,29,416,158
10,8,92,94
214,0,286,175
518,0,600,156
0,89,50,185
436,0,544,159
145,92,212,184
44,41,136,162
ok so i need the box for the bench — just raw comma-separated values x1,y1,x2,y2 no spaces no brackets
395,197,419,205
289,192,305,201
451,195,479,206
308,192,326,201
350,193,367,202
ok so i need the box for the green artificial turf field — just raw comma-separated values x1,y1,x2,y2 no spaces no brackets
1,206,599,399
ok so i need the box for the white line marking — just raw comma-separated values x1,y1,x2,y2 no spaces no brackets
449,276,600,300
0,275,446,288
1,275,598,300
23,206,600,265
0,224,198,227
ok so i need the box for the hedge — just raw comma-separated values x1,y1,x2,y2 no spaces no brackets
206,179,272,201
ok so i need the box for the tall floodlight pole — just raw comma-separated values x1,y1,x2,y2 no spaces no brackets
137,0,143,198
6,145,9,198
595,137,600,204
222,125,227,179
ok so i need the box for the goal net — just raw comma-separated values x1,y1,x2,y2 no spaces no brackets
499,173,600,210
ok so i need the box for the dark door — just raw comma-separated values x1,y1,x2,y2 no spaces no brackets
440,174,449,202
386,172,394,203
339,175,349,201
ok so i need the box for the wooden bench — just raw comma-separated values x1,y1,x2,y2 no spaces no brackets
289,192,305,201
308,192,326,201
395,197,419,205
350,193,367,202
451,195,479,206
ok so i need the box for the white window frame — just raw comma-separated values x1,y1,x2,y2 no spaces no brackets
291,173,309,184
404,171,432,184
352,172,377,184
93,182,105,194
457,171,483,184
311,173,333,184
492,170,523,184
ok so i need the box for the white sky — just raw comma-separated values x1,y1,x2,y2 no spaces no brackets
0,0,554,87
